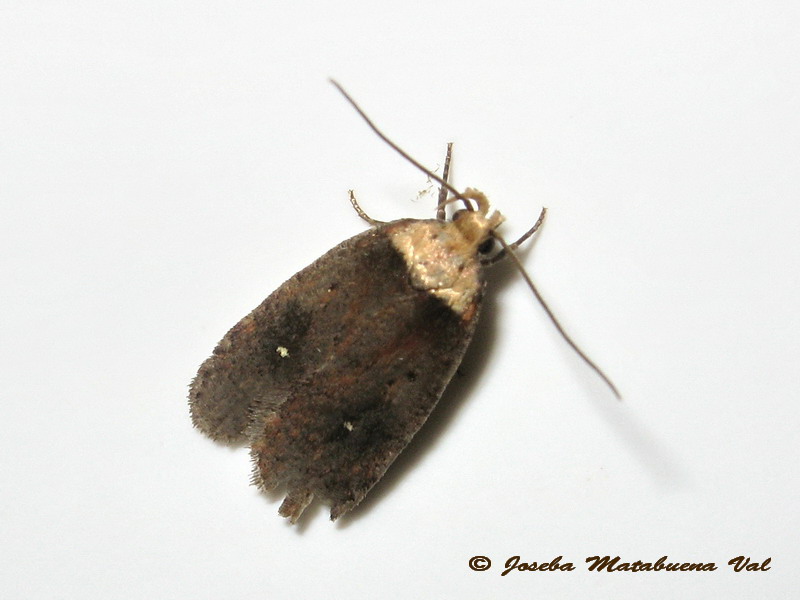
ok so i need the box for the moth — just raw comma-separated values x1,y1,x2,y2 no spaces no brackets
189,81,618,522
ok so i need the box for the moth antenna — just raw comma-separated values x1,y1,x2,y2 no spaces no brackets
330,79,473,211
436,143,454,220
494,234,622,399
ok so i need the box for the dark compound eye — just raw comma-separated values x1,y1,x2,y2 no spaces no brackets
478,238,495,254
452,209,468,221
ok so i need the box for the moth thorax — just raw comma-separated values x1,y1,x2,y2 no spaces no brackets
387,219,485,316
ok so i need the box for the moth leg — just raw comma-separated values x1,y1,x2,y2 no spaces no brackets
348,190,386,226
278,489,314,524
483,206,547,265
435,142,454,221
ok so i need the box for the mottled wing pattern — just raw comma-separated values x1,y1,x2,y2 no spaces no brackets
189,221,483,520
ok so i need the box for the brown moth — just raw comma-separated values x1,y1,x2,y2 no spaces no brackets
188,81,618,523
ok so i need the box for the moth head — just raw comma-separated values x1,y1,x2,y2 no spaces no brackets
450,187,505,256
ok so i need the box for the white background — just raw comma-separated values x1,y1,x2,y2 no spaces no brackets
2,2,798,598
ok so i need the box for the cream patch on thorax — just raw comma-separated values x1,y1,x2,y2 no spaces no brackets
387,220,483,316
